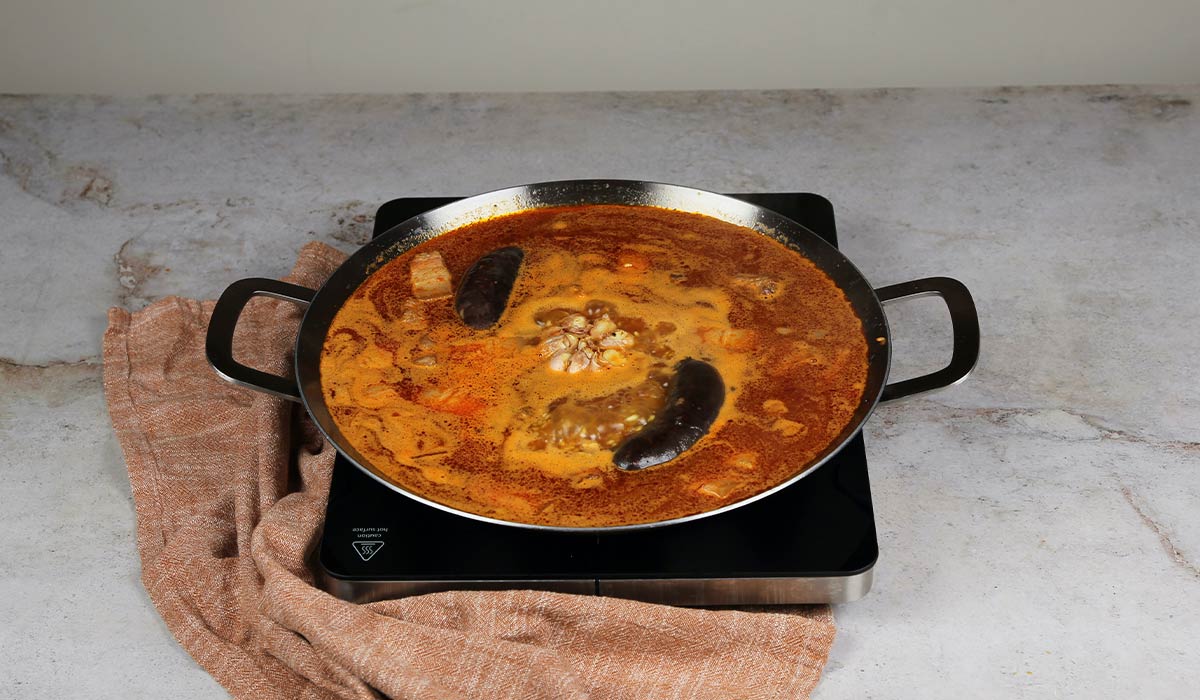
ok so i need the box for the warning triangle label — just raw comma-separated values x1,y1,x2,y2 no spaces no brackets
352,540,385,561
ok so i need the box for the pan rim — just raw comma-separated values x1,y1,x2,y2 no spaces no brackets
294,179,891,532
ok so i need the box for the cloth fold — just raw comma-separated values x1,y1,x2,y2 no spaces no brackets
102,241,836,700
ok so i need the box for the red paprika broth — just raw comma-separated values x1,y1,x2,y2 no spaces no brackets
320,205,868,527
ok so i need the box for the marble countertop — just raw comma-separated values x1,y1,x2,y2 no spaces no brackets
1,87,1197,698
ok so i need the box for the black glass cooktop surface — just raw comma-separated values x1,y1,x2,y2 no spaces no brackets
316,191,878,605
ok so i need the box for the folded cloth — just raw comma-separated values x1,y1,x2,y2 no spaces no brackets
102,241,837,700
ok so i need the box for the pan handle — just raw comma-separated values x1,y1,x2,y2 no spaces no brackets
875,276,979,403
205,278,315,402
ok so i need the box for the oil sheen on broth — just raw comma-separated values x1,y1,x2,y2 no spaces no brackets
320,205,869,527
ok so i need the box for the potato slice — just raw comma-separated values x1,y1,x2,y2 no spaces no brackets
697,478,743,499
410,251,452,299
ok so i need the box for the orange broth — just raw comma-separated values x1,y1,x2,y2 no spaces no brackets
320,205,868,527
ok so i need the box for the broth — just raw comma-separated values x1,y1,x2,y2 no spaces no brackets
320,205,868,527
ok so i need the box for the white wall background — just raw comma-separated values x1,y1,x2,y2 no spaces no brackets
2,0,1198,93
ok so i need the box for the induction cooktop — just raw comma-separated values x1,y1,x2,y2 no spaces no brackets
316,192,878,605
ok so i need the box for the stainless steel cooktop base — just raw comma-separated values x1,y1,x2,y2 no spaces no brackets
316,568,873,606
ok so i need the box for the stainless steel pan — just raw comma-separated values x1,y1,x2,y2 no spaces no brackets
206,180,979,531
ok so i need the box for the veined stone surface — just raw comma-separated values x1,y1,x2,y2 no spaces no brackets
1,87,1197,698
